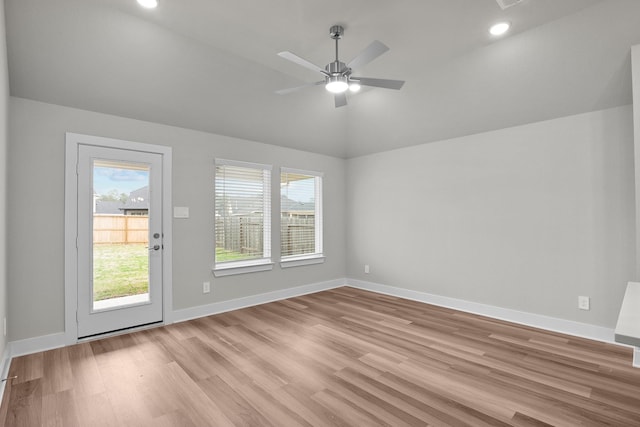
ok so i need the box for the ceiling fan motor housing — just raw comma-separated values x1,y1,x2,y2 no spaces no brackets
325,61,349,76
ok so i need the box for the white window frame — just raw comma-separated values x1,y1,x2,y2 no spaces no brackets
280,167,325,268
213,159,273,277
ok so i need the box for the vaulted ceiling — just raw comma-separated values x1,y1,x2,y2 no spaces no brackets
5,0,640,158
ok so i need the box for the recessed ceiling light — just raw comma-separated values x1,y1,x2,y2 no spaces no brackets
137,0,158,9
489,22,510,36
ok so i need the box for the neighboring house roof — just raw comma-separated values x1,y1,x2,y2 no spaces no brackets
95,186,149,214
281,195,314,212
215,195,314,216
121,186,149,211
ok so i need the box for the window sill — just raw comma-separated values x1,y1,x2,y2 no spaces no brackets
280,255,325,269
213,259,274,277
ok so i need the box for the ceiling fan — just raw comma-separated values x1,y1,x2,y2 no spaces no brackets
276,25,405,108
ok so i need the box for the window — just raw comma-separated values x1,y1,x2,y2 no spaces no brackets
214,159,272,276
280,168,324,268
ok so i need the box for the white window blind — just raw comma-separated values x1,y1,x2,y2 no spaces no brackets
215,160,271,267
280,168,323,260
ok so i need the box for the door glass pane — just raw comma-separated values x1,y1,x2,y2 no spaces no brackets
92,160,150,311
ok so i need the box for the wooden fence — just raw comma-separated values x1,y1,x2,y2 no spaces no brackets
281,216,315,257
93,215,148,244
216,214,314,256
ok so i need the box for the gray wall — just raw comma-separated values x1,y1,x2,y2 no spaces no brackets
347,105,635,328
6,96,638,341
633,45,640,279
0,0,8,358
8,97,346,341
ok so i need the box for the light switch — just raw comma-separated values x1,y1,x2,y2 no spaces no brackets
173,206,189,218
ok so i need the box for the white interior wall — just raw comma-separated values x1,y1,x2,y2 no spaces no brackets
633,44,640,279
5,63,639,344
0,0,8,362
7,97,347,342
347,105,635,328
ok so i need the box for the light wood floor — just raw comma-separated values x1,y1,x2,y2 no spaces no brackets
2,287,640,426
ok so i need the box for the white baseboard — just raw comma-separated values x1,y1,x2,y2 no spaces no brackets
3,277,621,366
0,348,9,378
346,278,616,344
172,278,347,323
0,347,10,403
2,280,345,362
9,332,66,359
0,332,67,401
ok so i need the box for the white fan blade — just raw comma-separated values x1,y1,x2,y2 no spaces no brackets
347,40,389,70
277,51,328,75
352,77,405,90
275,81,324,95
334,93,347,108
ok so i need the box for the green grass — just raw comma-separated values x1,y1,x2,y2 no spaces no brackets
216,247,250,262
93,245,249,301
93,244,149,301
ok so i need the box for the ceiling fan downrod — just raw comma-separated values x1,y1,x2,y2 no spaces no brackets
330,25,343,62
325,25,350,92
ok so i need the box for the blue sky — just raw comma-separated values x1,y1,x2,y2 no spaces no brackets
282,177,315,203
93,166,148,195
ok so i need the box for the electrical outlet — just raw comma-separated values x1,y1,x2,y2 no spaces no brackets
364,264,370,274
203,282,211,294
578,296,590,310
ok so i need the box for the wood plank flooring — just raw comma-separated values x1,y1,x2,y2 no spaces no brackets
2,287,640,426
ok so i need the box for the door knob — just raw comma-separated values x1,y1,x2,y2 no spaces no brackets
149,244,160,251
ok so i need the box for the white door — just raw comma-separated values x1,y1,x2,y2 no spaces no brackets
76,144,163,338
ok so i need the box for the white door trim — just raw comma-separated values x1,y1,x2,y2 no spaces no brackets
64,132,173,345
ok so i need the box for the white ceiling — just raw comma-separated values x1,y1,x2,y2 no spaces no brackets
5,0,640,158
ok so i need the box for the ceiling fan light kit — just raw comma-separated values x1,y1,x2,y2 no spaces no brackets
277,25,405,107
325,76,349,93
